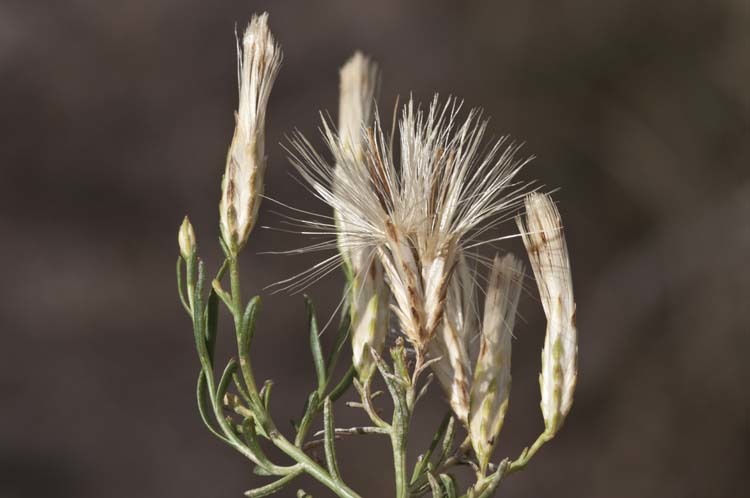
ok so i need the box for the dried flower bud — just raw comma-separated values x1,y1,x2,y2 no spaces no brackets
429,253,474,425
338,52,379,161
335,53,389,383
178,216,196,260
469,253,523,473
220,12,282,254
517,193,577,433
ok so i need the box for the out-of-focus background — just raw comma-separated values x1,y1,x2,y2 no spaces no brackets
1,0,748,497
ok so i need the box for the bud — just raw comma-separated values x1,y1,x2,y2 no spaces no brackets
178,216,196,260
516,192,577,434
335,52,389,383
338,52,379,160
469,253,523,473
350,255,390,382
219,12,282,254
430,253,474,425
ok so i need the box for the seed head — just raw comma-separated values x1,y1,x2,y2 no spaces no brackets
516,192,577,433
287,96,530,350
220,12,282,254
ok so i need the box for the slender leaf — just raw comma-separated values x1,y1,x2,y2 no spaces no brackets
177,257,190,314
426,474,441,498
216,359,238,404
260,380,274,412
305,296,327,392
329,365,355,402
439,474,457,498
411,412,453,485
326,312,351,378
196,371,230,444
240,296,262,353
244,467,304,497
323,398,341,480
205,288,219,362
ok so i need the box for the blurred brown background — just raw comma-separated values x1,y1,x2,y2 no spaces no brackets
1,0,748,497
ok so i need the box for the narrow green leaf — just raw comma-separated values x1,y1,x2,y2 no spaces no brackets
215,258,229,282
216,358,238,404
410,412,452,485
260,380,274,412
240,296,262,353
196,371,230,444
205,288,219,362
244,467,304,497
323,398,341,480
232,372,253,405
435,416,456,468
177,257,190,314
426,474,441,498
192,260,211,374
439,474,457,498
329,365,355,402
293,391,320,446
240,417,270,464
326,311,351,379
305,296,326,392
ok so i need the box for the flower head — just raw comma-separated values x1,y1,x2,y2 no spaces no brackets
220,12,282,254
516,192,577,433
469,253,523,473
288,96,530,351
429,253,475,424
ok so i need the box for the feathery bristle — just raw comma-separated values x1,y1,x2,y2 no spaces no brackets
286,95,531,349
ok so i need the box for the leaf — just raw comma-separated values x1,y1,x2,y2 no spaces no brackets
326,311,351,379
205,288,219,362
244,468,303,497
260,380,274,412
426,474,441,498
305,296,326,392
439,474,457,498
216,358,238,405
176,257,190,314
328,365,355,402
192,260,211,374
240,296,262,354
322,398,341,480
196,371,230,444
410,412,453,485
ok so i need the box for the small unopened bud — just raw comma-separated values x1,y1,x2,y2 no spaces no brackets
469,253,523,474
219,13,282,254
178,216,196,260
517,192,577,434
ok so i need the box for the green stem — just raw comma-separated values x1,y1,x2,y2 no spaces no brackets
271,431,362,498
507,431,553,473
